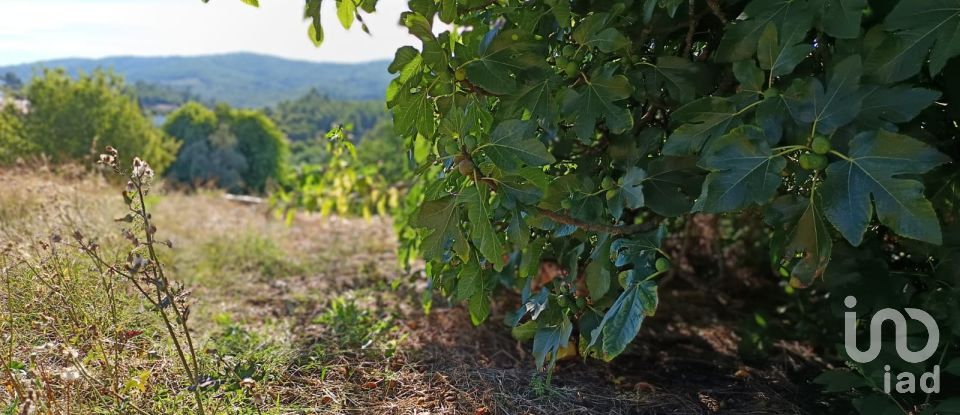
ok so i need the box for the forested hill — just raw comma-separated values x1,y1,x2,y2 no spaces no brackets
0,53,391,107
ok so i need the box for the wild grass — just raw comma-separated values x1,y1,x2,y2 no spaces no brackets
0,161,401,414
1,237,161,414
185,233,301,288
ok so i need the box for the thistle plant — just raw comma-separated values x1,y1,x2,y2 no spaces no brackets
75,146,206,414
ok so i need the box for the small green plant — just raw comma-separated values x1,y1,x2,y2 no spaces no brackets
272,125,401,220
314,296,396,352
194,315,289,410
529,375,562,399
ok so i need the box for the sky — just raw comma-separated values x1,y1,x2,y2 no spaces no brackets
0,0,417,66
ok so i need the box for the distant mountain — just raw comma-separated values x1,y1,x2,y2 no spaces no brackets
0,53,392,108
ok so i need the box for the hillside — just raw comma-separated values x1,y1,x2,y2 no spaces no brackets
0,53,391,107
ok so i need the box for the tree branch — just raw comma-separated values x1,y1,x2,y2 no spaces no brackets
638,105,659,125
706,0,728,24
536,208,658,235
683,0,697,56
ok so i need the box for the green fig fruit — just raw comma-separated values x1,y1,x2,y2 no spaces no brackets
811,135,831,155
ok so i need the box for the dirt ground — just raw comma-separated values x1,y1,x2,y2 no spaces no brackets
195,210,831,414
242,265,830,414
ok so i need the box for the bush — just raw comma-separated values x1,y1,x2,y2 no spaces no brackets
18,69,178,171
165,103,248,191
164,102,289,193
0,106,27,164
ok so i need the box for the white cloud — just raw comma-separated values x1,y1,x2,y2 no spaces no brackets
0,0,416,65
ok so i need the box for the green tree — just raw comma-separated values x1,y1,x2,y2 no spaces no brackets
20,69,178,171
163,102,218,145
132,81,207,109
266,88,395,168
0,106,27,164
164,102,289,193
228,107,289,192
266,88,388,143
367,0,955,357
2,72,22,90
233,0,960,411
165,103,248,191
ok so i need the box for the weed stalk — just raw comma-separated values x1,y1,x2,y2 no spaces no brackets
79,148,207,415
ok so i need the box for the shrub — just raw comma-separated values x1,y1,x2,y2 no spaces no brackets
162,101,218,145
18,69,178,171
